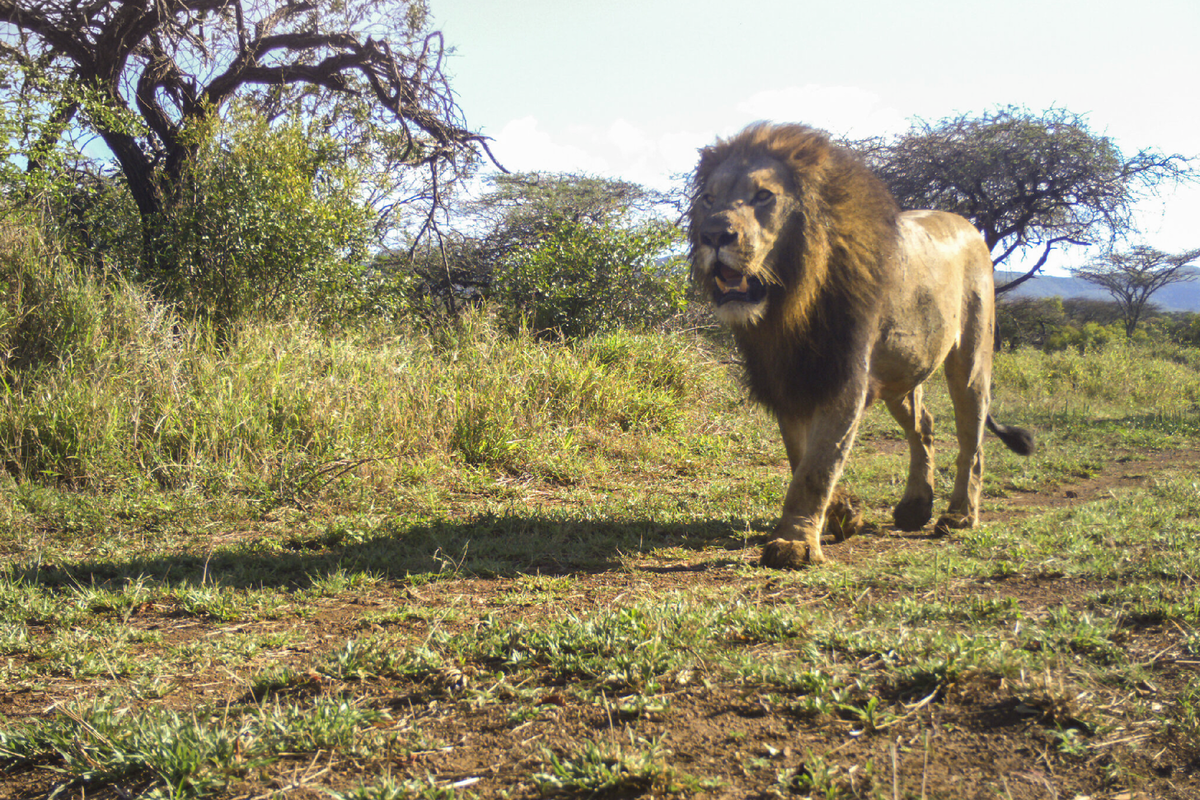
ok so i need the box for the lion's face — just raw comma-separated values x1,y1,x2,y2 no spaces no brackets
691,154,799,327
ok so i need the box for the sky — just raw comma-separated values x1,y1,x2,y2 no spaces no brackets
429,0,1200,272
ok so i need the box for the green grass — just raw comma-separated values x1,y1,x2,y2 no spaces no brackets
4,237,1200,797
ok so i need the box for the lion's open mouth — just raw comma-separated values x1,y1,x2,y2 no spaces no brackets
713,264,767,305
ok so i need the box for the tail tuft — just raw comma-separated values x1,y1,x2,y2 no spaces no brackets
986,415,1036,456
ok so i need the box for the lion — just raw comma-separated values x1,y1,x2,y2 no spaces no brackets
689,122,1034,569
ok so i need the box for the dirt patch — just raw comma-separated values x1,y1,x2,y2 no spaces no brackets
1003,446,1200,511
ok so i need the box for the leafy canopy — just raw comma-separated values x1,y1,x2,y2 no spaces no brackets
0,0,491,269
479,174,686,337
852,107,1194,290
387,173,687,336
155,108,376,325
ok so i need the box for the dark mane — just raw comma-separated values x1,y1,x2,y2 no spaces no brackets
690,122,901,417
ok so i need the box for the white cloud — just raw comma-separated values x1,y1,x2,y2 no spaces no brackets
490,116,702,189
1134,192,1200,254
491,116,608,174
485,86,914,190
602,122,711,188
735,85,908,138
607,119,651,157
657,130,712,179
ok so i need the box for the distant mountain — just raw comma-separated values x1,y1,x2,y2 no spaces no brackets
995,270,1200,313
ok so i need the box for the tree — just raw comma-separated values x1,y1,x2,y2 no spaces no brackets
852,107,1193,292
490,215,683,338
0,0,492,273
394,173,686,335
471,172,672,232
1071,246,1200,337
479,174,684,336
995,297,1068,351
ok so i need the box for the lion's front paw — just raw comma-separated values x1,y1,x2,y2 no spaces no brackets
761,538,825,569
933,513,974,537
825,489,863,542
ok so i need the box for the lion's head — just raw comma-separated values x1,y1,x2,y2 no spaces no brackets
689,123,899,332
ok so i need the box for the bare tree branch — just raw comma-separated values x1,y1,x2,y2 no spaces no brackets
995,235,1088,294
1,0,498,268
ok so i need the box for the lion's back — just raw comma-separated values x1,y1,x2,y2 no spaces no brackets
870,210,996,398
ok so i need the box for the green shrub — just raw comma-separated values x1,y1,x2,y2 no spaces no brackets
490,217,685,338
148,107,374,326
0,221,716,490
993,340,1200,416
1043,321,1116,353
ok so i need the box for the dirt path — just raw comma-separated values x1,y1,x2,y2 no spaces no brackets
1002,445,1200,510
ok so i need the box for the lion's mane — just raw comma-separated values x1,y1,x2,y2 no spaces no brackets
689,123,901,417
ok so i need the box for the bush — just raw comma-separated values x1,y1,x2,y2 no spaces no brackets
996,295,1194,353
0,215,185,483
0,221,717,491
490,217,685,338
0,213,152,374
148,108,374,326
993,340,1200,415
1043,321,1116,354
1168,313,1200,346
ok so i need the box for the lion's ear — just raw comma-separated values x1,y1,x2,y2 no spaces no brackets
693,147,724,190
786,140,829,172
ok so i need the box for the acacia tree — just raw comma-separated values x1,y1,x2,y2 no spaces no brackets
1071,246,1200,337
852,108,1193,292
0,0,493,273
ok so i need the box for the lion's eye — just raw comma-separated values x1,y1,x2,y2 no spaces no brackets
753,189,774,204
701,194,715,208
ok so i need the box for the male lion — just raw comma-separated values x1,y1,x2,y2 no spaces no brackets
689,122,1034,569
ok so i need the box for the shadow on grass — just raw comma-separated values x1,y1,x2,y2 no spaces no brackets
12,512,774,591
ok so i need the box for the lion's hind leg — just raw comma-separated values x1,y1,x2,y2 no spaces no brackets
885,389,935,531
824,487,863,542
939,352,989,534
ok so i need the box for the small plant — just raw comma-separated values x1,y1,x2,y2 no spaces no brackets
773,751,865,799
1047,725,1091,757
534,735,703,796
317,637,445,683
835,694,894,734
721,601,813,643
247,665,308,699
0,701,246,797
252,696,391,758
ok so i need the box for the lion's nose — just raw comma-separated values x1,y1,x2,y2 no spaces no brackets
701,228,738,249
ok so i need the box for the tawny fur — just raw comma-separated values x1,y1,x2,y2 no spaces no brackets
689,122,1034,569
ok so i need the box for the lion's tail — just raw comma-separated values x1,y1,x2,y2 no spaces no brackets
986,415,1036,456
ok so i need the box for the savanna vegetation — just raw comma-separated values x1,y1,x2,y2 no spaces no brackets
3,210,1200,798
4,3,1200,798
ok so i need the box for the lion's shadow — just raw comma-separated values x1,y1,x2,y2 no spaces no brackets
15,513,776,592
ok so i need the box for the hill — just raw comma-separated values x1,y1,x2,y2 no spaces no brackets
996,269,1200,312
